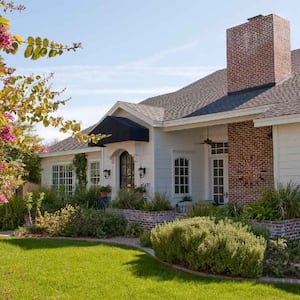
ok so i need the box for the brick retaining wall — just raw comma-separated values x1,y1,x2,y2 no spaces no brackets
253,219,300,239
108,208,186,232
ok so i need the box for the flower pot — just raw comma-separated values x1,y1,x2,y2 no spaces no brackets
100,192,108,198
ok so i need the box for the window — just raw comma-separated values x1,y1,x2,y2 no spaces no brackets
211,142,228,155
90,161,100,185
174,158,189,194
52,164,73,196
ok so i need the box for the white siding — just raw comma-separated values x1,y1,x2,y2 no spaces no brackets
41,151,101,188
153,125,228,205
274,123,300,185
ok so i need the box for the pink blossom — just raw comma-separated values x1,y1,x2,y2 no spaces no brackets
41,147,49,153
0,164,5,171
1,124,16,143
0,194,8,203
0,25,13,51
4,112,14,121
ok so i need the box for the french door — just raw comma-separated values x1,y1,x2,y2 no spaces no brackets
211,156,228,204
120,151,135,189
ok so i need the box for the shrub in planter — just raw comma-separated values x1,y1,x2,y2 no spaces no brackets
187,202,226,219
244,182,300,221
143,193,173,211
151,217,266,278
111,188,144,210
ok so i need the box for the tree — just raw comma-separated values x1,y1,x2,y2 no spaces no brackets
0,1,102,203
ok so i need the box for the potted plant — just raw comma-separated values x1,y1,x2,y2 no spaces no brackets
99,185,111,198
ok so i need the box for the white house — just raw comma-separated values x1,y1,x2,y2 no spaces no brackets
40,14,300,207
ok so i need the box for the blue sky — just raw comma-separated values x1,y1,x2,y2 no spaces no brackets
4,0,300,143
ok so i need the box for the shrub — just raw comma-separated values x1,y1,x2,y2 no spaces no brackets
150,217,266,278
0,196,26,230
126,222,143,237
139,231,152,248
143,193,173,211
32,205,127,238
70,186,102,209
111,188,145,210
187,202,226,219
245,182,300,221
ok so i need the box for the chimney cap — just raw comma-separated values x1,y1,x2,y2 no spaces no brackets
247,14,264,22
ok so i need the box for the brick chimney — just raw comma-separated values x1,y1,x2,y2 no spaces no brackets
227,14,291,94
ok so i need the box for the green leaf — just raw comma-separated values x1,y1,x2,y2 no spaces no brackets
32,47,41,60
43,119,50,127
48,49,57,58
40,48,47,57
13,34,23,45
27,36,34,45
24,45,34,58
35,37,42,46
42,38,49,47
10,42,18,54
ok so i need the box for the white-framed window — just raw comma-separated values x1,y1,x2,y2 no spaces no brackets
52,164,73,197
89,161,100,186
174,158,190,194
211,142,228,155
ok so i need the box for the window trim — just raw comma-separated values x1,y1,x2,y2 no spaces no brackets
52,163,74,197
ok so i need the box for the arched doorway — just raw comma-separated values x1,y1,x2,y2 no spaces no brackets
120,151,135,189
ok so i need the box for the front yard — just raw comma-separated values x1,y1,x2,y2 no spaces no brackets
0,237,299,300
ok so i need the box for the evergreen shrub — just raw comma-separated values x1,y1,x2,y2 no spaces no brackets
150,217,266,278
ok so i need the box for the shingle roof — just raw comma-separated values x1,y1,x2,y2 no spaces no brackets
138,49,300,121
47,124,98,153
47,49,300,153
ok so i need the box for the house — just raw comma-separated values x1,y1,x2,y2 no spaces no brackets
40,14,300,207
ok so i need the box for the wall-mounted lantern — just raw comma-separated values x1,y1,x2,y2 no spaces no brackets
138,167,146,178
103,169,111,179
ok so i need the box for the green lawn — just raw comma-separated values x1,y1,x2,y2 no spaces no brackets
0,238,299,299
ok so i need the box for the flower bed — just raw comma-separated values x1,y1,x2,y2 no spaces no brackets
107,208,185,232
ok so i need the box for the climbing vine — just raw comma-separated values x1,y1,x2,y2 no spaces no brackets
73,153,87,191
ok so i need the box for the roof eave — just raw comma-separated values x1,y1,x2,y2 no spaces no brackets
162,105,271,131
39,146,102,158
254,113,300,127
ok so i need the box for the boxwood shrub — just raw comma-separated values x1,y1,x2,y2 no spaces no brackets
150,217,266,278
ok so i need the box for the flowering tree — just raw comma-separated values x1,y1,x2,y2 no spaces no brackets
0,1,101,203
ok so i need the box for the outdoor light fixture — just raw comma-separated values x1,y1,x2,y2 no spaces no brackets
103,169,111,179
138,167,146,178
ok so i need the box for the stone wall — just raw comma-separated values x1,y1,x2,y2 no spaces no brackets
108,208,185,232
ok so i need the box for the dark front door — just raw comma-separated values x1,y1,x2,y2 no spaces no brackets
120,151,135,189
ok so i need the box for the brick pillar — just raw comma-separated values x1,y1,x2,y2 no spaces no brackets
228,121,274,205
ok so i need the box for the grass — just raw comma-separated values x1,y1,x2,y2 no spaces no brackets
0,238,300,299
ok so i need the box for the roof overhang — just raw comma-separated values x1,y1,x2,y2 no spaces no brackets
254,113,300,127
88,116,149,146
162,105,271,131
39,146,102,158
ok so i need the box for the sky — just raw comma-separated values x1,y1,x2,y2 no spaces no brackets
4,0,300,143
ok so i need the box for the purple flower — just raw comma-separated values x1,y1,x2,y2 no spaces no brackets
41,147,49,153
0,25,13,51
0,194,8,203
4,112,14,121
1,125,16,143
0,164,5,171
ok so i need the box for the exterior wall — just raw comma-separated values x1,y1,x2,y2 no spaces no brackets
228,121,273,205
41,151,101,189
153,125,228,205
108,208,185,232
273,123,300,185
227,14,291,93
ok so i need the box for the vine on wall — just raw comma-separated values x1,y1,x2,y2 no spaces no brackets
73,153,87,191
